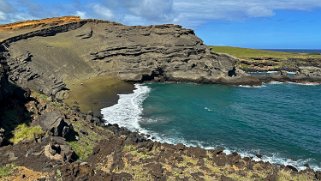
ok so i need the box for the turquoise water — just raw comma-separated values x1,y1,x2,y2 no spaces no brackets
102,82,321,170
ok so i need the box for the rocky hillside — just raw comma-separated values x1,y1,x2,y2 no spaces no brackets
1,17,258,101
1,17,319,180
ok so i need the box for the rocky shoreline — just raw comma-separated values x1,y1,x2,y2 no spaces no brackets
1,17,321,180
1,85,320,180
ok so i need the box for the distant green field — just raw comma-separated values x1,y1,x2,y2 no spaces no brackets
210,46,321,60
210,46,321,72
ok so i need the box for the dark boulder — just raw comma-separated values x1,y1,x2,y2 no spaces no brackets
44,137,77,163
39,111,76,140
16,52,32,62
315,171,321,180
146,163,164,180
285,165,298,172
0,128,4,146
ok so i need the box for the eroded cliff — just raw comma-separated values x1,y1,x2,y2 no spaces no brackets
0,17,256,102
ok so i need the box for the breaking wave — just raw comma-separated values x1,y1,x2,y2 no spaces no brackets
101,83,321,171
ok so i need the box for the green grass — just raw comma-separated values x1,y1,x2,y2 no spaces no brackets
0,164,16,178
67,121,104,160
210,46,321,60
210,46,321,71
10,124,44,144
123,145,153,161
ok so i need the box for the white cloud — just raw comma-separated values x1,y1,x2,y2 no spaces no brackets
89,0,321,27
1,0,321,27
75,11,87,19
128,0,174,21
246,6,275,17
171,0,321,26
0,0,11,12
92,4,114,20
0,11,6,20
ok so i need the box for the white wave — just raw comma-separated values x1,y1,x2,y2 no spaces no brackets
101,84,150,131
287,82,321,86
286,71,297,75
268,81,283,85
236,151,319,171
101,83,321,171
238,85,266,88
204,107,213,112
267,81,321,86
267,71,279,74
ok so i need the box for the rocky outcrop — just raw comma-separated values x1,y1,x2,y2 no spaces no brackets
89,24,238,83
44,137,76,163
0,128,4,146
299,66,321,79
3,51,68,100
39,111,75,139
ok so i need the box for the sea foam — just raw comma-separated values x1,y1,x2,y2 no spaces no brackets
101,84,150,131
101,83,321,171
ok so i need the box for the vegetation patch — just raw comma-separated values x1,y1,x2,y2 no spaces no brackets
122,144,154,161
114,156,153,180
10,124,44,144
0,164,16,178
211,46,321,60
67,121,104,160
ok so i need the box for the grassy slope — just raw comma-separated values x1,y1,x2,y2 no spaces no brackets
210,46,321,60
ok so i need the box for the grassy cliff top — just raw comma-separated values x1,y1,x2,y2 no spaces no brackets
210,46,321,60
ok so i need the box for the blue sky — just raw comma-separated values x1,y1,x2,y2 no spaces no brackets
1,0,320,49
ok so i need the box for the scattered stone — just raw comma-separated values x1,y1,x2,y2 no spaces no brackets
285,165,298,172
80,130,88,135
146,163,164,179
265,172,278,181
214,155,227,167
112,172,133,181
176,143,185,151
221,175,235,181
315,171,321,180
44,137,76,162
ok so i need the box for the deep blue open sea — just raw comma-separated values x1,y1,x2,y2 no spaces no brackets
101,82,321,171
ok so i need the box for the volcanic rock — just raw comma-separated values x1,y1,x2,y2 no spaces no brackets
39,111,75,139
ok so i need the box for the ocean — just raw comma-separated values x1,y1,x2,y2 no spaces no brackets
101,82,321,171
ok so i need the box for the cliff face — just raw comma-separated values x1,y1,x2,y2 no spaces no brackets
89,24,240,82
0,52,9,102
0,17,253,101
0,64,5,102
